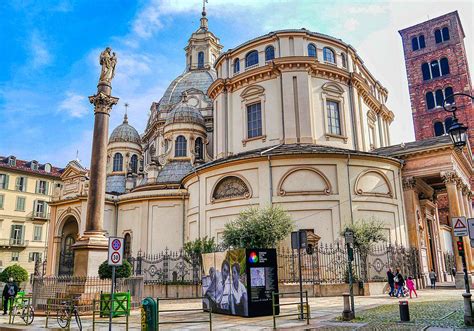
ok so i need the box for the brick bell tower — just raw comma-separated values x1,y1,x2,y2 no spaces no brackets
399,11,473,150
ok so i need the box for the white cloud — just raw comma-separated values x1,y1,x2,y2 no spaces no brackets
30,31,52,68
58,91,89,118
344,18,360,32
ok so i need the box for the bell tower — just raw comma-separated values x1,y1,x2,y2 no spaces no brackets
184,3,223,71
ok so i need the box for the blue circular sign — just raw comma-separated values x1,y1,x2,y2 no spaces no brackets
112,239,121,251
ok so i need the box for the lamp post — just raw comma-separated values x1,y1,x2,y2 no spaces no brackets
442,93,471,148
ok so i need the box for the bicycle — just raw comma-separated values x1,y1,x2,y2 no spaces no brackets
10,297,35,325
57,297,82,330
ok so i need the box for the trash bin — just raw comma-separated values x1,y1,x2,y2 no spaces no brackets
399,300,410,322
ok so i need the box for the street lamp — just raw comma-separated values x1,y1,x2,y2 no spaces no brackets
443,93,471,148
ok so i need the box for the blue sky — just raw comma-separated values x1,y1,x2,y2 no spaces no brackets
1,0,472,167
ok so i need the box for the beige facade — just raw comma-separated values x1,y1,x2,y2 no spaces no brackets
46,14,412,277
0,156,62,275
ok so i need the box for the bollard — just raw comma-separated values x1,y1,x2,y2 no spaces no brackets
399,300,410,322
462,292,473,326
342,293,354,320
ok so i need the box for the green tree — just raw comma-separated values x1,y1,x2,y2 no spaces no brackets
0,264,28,283
183,236,217,257
222,205,294,249
98,260,132,280
342,218,386,281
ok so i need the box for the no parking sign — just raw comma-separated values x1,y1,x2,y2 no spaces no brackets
108,237,124,266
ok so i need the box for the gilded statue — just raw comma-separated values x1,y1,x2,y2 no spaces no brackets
99,47,117,84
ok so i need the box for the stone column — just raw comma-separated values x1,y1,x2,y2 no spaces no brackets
73,50,119,277
442,171,473,287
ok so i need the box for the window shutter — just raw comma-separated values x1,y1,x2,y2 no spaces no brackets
45,181,49,195
10,225,14,239
35,180,39,194
4,175,8,189
33,200,37,215
23,177,28,192
15,177,20,190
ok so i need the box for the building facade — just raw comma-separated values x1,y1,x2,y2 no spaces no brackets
399,11,473,149
0,156,62,275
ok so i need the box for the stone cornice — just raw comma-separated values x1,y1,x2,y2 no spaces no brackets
352,73,393,122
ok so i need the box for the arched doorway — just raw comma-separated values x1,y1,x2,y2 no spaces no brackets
58,216,79,276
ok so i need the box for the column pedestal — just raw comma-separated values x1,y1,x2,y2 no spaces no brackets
73,232,109,277
455,272,473,289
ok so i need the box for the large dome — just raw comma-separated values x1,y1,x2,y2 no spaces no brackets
165,101,205,127
158,69,216,113
109,114,141,144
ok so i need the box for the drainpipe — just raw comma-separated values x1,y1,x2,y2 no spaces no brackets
348,74,359,151
182,193,186,247
277,37,286,142
114,195,119,236
261,144,282,204
346,154,355,225
193,169,201,239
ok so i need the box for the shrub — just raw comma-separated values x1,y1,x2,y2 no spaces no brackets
184,236,217,257
0,264,28,283
222,205,294,249
98,260,132,279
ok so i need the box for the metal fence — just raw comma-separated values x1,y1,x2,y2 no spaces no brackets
277,242,421,284
31,276,143,312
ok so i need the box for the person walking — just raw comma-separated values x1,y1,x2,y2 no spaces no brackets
429,269,437,289
406,276,418,298
387,268,395,297
2,277,18,315
394,268,405,297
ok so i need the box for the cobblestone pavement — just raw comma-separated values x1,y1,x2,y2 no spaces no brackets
0,288,467,330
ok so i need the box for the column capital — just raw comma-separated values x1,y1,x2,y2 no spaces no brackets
462,185,471,196
441,171,459,184
402,176,417,191
89,92,119,115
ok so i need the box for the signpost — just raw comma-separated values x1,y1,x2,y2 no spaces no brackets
108,237,124,331
291,230,307,320
344,229,355,319
451,218,470,294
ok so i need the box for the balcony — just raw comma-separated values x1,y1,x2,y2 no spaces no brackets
0,239,29,248
32,211,49,220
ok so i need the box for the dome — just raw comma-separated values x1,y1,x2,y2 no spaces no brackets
109,114,141,144
164,101,205,127
158,69,216,113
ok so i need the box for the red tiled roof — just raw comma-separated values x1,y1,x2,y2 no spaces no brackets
0,156,63,178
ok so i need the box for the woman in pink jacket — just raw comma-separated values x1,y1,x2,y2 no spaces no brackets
406,276,417,298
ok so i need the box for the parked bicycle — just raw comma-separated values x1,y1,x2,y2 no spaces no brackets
10,297,35,325
57,296,82,330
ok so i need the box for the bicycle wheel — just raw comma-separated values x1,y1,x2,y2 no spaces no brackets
57,309,70,328
22,305,35,325
74,310,82,331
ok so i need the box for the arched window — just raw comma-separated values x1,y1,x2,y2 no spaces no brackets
113,153,123,171
323,47,335,63
434,122,444,136
212,176,250,201
124,233,131,259
440,57,449,75
198,51,204,68
442,27,450,41
265,46,275,62
175,136,187,157
411,37,419,51
431,60,440,78
421,63,430,81
426,92,435,110
64,235,75,254
435,89,444,107
419,35,425,48
245,50,258,67
211,54,216,65
341,53,347,68
444,86,454,104
434,29,442,43
444,117,453,132
130,154,138,173
308,44,317,58
195,137,203,160
233,58,240,73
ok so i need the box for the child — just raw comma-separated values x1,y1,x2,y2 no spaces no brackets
406,276,417,299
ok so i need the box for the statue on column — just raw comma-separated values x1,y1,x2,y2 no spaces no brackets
99,47,117,84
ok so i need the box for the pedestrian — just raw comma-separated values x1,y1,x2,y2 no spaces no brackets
429,269,437,289
387,268,395,297
394,268,405,297
2,277,18,315
406,276,417,298
451,267,456,278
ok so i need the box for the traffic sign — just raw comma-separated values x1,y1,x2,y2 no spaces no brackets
108,237,124,266
452,217,468,237
467,218,474,240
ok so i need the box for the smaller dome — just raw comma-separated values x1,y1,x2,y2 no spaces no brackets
164,100,205,127
109,114,141,144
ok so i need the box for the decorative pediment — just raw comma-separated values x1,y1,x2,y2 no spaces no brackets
321,82,344,95
60,160,88,181
278,167,331,196
354,169,393,198
240,85,265,99
211,175,252,203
